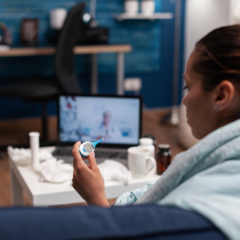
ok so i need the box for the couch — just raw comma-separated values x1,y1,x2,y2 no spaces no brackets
0,204,227,240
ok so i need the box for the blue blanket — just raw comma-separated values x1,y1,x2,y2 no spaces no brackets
115,119,240,240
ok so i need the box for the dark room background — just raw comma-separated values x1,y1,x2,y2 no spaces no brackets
0,0,185,120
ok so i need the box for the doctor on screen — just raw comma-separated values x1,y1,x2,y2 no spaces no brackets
94,111,121,140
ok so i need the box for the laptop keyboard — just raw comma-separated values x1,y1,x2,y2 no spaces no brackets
52,147,127,160
95,151,127,160
52,147,72,157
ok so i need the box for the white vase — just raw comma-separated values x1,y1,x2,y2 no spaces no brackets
141,0,155,16
124,0,139,16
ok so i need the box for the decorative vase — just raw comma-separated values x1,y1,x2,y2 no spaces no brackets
141,0,155,16
124,0,139,16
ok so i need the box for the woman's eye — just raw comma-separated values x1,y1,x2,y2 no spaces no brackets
183,85,189,90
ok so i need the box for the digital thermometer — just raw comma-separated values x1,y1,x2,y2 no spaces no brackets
79,138,104,157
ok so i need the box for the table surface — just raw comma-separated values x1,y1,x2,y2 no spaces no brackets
10,146,160,206
0,44,132,57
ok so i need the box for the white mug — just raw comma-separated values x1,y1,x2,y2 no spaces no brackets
141,0,155,16
128,147,156,179
124,0,139,16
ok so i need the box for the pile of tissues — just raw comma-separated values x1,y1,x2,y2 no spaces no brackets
98,160,132,184
39,158,73,183
8,146,131,184
7,146,53,166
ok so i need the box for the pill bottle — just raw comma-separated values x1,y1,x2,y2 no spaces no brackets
143,134,157,153
156,144,171,175
139,138,155,158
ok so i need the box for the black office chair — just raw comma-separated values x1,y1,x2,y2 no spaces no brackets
0,2,85,143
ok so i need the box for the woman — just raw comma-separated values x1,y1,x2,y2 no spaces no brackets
72,25,240,240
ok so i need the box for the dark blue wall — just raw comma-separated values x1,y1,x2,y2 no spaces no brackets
0,0,185,120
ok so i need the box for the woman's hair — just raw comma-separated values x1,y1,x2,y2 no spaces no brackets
194,25,240,91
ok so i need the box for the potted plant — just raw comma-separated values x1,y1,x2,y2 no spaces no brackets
141,0,155,16
124,0,139,15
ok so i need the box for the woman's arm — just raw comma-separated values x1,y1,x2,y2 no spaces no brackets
72,141,110,207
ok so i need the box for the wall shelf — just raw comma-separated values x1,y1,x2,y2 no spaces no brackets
115,13,173,21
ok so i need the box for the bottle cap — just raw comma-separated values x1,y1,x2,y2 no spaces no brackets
143,134,155,140
140,138,153,146
158,144,170,150
29,132,40,137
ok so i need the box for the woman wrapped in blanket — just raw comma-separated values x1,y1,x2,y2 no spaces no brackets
72,26,240,240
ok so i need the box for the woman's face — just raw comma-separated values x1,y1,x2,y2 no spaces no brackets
182,49,217,139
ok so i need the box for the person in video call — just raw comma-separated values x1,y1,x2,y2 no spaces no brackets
71,25,240,240
94,111,121,140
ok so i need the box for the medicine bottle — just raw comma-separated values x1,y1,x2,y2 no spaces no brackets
143,134,157,153
156,144,171,175
139,138,155,158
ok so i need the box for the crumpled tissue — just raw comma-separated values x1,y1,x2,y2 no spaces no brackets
7,146,53,166
39,158,73,183
98,160,132,184
8,146,73,184
8,146,131,185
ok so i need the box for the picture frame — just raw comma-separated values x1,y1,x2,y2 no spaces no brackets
21,19,39,46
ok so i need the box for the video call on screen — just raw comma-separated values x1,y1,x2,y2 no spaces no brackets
59,96,140,145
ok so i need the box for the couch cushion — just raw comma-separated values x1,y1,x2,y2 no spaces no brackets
0,204,227,240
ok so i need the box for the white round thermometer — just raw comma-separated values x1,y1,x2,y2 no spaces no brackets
79,138,104,157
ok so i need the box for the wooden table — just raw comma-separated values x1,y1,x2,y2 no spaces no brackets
9,146,160,206
0,45,132,95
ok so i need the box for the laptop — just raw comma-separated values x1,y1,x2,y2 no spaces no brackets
53,94,142,167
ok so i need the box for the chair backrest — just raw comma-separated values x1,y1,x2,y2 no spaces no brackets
54,2,85,94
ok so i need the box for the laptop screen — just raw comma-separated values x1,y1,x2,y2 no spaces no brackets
58,95,142,147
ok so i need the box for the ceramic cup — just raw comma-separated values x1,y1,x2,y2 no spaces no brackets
128,147,156,179
124,0,139,16
50,8,67,30
141,0,155,16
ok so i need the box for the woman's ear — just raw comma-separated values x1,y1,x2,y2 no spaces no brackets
213,80,235,111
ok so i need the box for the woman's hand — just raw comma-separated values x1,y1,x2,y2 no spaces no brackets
72,141,109,207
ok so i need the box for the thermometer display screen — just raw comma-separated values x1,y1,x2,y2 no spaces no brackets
84,144,92,153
